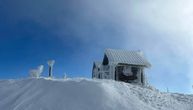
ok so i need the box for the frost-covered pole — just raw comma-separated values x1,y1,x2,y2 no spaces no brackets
63,73,67,79
29,65,44,78
47,60,55,78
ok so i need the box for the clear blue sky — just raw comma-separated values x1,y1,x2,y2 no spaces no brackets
0,0,193,93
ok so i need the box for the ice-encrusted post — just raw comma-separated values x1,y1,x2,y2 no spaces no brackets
47,60,55,78
63,73,67,79
29,65,44,78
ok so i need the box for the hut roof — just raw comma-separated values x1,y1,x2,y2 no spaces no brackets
104,49,151,68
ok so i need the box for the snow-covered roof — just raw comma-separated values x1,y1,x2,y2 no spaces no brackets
104,49,151,68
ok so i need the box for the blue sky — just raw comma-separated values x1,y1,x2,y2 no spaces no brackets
0,0,193,93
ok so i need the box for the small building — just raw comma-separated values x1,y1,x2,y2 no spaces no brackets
92,49,151,85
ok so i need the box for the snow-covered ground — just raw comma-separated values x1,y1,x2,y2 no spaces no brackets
0,78,192,110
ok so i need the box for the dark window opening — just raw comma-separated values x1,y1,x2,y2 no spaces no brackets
116,66,139,83
102,54,109,65
131,67,138,77
98,74,101,79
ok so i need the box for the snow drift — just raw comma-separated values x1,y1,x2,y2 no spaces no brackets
0,78,192,110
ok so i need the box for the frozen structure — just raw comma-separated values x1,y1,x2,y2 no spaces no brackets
47,60,55,78
92,49,151,85
29,65,44,78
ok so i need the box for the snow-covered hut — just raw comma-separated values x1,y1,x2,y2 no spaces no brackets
92,49,151,85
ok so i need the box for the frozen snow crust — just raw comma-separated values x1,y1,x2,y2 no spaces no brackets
0,78,192,110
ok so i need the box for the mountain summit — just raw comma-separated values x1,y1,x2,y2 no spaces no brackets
0,78,192,110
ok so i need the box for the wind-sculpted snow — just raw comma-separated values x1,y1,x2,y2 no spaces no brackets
0,78,192,110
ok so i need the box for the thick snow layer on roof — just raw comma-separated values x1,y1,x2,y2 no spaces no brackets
105,49,151,67
0,78,192,110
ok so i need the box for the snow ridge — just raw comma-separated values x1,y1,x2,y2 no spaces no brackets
0,78,192,110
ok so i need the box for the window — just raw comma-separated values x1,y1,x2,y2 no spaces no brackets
98,74,101,78
131,67,138,76
102,54,109,65
123,66,132,76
